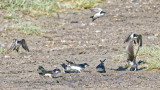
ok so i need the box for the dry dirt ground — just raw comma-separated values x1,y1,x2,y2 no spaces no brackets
0,0,160,90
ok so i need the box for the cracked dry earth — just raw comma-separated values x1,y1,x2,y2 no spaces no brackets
0,0,160,90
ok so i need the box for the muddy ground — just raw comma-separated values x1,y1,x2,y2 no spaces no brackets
0,0,160,90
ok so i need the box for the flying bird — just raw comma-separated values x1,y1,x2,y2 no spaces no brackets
37,66,61,78
8,39,29,52
124,33,142,71
90,8,106,21
96,59,106,73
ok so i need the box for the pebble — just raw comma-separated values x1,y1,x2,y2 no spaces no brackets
147,35,157,39
4,55,10,58
154,33,160,37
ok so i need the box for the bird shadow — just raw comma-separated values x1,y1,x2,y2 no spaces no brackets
114,66,128,71
138,67,146,70
112,66,146,71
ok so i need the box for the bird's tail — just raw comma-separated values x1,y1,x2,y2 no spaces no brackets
90,16,95,21
90,16,94,18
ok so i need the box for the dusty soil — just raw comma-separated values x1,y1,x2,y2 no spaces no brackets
0,0,160,90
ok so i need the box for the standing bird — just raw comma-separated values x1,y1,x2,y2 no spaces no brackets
8,39,29,52
37,66,61,78
96,59,106,73
124,33,142,71
90,8,106,21
61,60,89,73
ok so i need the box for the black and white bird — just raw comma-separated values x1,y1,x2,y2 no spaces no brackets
124,33,142,71
90,8,106,21
96,59,106,73
61,60,89,73
38,66,61,78
8,39,29,52
66,60,89,69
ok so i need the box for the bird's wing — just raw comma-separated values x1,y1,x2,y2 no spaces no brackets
102,59,106,62
8,39,17,51
124,33,132,43
137,35,142,47
65,60,75,64
38,66,46,72
21,39,29,52
90,8,102,12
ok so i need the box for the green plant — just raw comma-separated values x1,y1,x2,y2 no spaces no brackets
113,46,160,70
74,0,98,9
10,22,46,35
0,0,61,17
0,47,7,54
138,46,160,70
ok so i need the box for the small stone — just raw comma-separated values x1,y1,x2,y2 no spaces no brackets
4,55,10,58
95,30,101,33
154,33,160,37
148,35,157,39
81,23,86,26
89,23,96,26
24,55,31,59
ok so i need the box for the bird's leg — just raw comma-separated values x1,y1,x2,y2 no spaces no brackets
16,47,19,52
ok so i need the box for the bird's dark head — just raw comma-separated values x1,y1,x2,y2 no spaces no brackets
54,68,61,73
100,11,106,14
61,63,67,69
133,34,139,38
130,33,139,39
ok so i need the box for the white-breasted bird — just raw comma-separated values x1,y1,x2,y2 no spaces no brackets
90,8,106,21
8,39,29,52
124,33,142,71
61,60,89,73
38,66,61,78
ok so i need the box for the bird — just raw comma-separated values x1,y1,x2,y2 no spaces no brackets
61,60,89,73
37,66,61,78
96,59,106,73
61,63,82,73
124,32,142,71
8,39,29,52
65,60,89,69
90,8,106,21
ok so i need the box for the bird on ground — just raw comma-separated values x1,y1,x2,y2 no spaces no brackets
8,39,29,52
65,60,89,68
90,8,106,21
38,66,61,78
96,59,106,73
61,60,89,73
124,32,142,71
